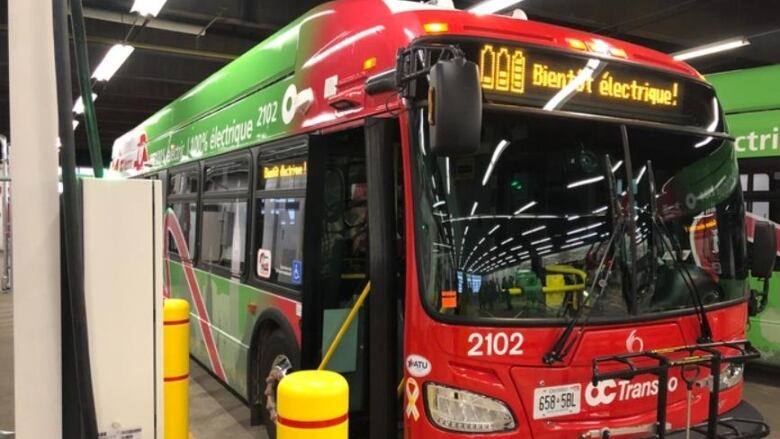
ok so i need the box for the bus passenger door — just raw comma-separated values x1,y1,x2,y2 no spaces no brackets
301,120,403,437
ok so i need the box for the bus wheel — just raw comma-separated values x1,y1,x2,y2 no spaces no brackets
259,330,299,439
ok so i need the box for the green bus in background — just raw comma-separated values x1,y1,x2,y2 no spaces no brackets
710,66,780,366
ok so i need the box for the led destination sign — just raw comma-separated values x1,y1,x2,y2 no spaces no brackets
479,44,680,108
460,41,717,129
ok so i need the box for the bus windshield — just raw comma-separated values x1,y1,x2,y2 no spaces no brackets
411,109,748,324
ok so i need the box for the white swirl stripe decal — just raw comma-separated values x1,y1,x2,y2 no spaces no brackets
165,209,226,381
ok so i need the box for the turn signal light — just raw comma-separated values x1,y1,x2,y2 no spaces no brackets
565,38,588,51
423,22,449,33
363,57,377,70
566,37,628,59
609,47,628,58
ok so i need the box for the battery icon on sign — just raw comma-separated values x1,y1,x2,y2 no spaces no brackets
479,44,526,95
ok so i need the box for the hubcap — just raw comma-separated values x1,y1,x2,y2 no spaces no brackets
264,354,293,422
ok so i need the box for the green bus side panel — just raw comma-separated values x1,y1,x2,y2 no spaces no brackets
147,76,295,169
708,64,780,114
725,109,780,159
748,273,780,365
168,261,264,398
137,18,301,144
710,65,780,367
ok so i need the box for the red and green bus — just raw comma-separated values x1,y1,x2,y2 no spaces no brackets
112,0,772,437
709,65,780,367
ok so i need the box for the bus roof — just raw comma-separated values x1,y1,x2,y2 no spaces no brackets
111,0,702,174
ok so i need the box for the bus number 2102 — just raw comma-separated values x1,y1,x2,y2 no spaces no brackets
467,332,524,357
256,101,279,128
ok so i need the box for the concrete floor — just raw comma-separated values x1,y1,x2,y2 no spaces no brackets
0,289,778,438
743,369,780,435
189,360,267,439
0,292,13,432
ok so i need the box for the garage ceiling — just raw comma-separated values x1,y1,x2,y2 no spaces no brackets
0,0,779,166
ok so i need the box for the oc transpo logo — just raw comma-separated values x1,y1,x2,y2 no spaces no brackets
626,330,644,353
585,377,679,407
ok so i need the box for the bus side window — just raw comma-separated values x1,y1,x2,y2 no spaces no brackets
751,173,770,219
200,156,251,277
253,143,307,288
167,167,199,260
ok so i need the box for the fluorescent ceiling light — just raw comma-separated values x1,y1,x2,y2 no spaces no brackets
488,224,501,235
567,222,605,235
510,244,523,251
513,201,537,215
672,37,749,61
469,0,524,15
567,161,623,189
635,166,647,184
567,231,598,242
73,93,98,115
131,0,168,17
433,200,446,208
543,59,601,111
567,215,580,221
531,237,551,245
446,157,451,194
567,175,603,189
521,225,546,236
561,240,585,249
470,202,479,216
501,237,514,245
536,244,553,251
92,44,134,81
482,139,511,186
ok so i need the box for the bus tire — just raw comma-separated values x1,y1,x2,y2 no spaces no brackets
258,329,299,439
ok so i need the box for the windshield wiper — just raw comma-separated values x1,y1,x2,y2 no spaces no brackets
544,155,627,364
621,125,639,315
646,162,713,343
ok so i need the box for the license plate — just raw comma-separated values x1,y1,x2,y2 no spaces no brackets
533,383,581,420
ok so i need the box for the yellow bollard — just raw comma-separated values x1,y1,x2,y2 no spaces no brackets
164,298,189,439
277,370,349,439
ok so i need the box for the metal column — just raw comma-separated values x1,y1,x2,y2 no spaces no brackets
0,136,10,293
8,0,62,437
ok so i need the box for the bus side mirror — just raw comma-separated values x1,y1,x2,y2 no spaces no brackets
428,57,482,156
749,220,776,316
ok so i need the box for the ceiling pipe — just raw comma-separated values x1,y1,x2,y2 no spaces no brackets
0,25,238,62
82,7,204,36
87,35,238,61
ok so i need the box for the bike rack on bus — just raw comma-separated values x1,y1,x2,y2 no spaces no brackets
591,340,769,439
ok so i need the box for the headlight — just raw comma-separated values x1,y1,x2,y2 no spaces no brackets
720,363,744,390
425,383,516,433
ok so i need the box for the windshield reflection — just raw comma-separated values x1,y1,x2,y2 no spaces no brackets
412,109,746,323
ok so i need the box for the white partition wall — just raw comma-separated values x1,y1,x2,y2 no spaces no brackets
82,178,163,438
9,1,62,437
